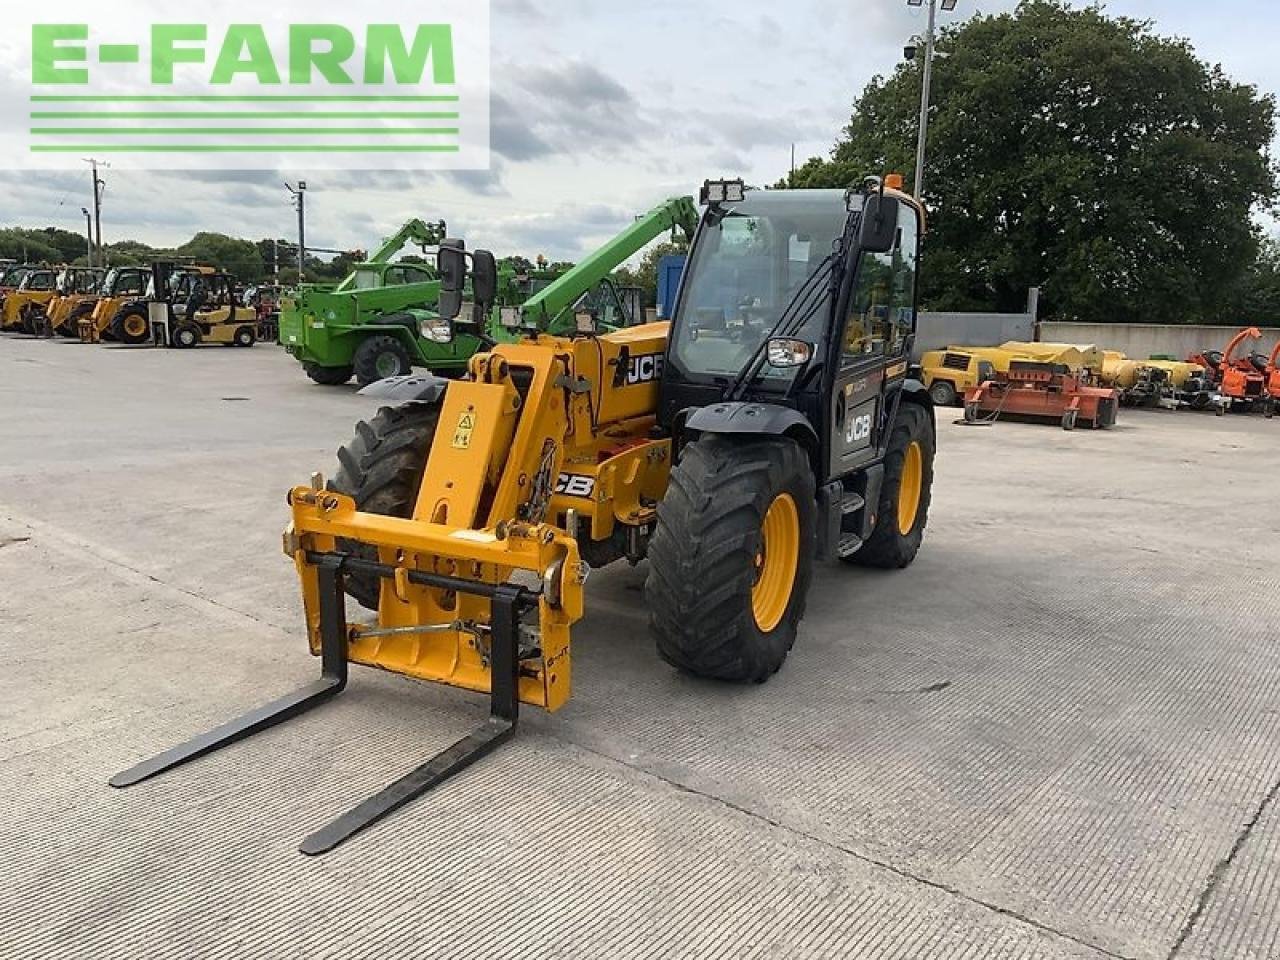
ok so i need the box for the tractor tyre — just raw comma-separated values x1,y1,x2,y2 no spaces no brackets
847,403,933,570
647,435,815,683
114,307,150,345
328,402,440,610
56,319,79,338
305,362,355,386
172,323,201,349
233,325,256,347
353,335,413,386
928,379,958,407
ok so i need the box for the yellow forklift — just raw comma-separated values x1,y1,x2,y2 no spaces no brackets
144,263,259,348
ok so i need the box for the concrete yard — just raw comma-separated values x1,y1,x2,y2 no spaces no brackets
3,334,1280,960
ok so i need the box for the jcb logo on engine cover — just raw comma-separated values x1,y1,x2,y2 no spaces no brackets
845,413,872,445
627,353,664,386
555,473,596,498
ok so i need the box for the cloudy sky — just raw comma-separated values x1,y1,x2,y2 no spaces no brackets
1,0,1276,262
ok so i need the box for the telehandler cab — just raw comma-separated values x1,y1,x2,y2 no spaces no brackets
77,266,151,342
32,267,105,336
113,178,935,855
0,266,58,332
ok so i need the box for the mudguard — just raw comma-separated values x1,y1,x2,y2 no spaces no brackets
358,372,450,405
684,401,819,447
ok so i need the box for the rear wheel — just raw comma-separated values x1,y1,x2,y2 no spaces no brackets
329,403,440,610
114,308,150,345
848,403,933,569
647,435,815,683
353,335,413,386
928,379,958,407
304,362,354,386
233,325,256,347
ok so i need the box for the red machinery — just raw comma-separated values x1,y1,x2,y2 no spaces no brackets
963,360,1120,431
1189,326,1266,414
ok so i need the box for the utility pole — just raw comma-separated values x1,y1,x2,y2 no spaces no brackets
907,0,957,200
790,143,796,186
285,181,307,279
84,158,106,265
81,208,93,266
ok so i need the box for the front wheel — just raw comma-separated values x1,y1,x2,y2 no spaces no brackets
328,403,441,610
353,335,413,386
114,308,150,345
172,323,201,349
928,379,958,407
647,435,815,683
848,402,934,569
233,325,256,347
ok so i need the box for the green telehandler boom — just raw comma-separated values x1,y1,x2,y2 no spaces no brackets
494,195,699,335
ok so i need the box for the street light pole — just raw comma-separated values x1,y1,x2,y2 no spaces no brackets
80,208,93,267
84,158,106,265
285,181,308,279
913,0,938,200
909,0,956,200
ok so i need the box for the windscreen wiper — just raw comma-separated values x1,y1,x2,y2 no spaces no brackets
725,254,836,401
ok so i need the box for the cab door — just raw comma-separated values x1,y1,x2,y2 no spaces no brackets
827,203,919,479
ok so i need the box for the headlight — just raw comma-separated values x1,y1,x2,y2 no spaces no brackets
766,337,813,368
419,317,453,343
499,306,520,328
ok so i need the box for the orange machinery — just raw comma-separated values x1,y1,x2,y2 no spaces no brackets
963,360,1121,431
1265,341,1280,419
1189,327,1267,414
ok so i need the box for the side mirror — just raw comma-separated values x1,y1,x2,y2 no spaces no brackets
437,239,466,321
471,249,497,308
858,194,900,254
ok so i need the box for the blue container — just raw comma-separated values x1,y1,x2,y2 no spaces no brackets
656,254,687,320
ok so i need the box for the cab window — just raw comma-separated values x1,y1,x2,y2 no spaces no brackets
842,204,919,361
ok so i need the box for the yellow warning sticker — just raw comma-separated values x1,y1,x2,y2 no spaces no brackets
452,411,476,449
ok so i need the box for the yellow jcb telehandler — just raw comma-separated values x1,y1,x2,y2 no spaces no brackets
114,178,937,855
37,267,106,337
0,266,59,332
77,266,150,342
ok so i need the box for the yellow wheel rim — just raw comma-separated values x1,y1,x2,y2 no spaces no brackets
897,441,924,535
124,315,146,337
752,493,800,633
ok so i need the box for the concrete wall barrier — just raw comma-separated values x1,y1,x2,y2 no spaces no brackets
1039,323,1280,362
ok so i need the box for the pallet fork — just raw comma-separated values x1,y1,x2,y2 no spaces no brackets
111,553,533,856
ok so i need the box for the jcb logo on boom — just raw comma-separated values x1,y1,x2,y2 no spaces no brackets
627,353,664,386
555,474,596,499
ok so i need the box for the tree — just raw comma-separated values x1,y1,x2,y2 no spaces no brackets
0,228,61,264
790,0,1277,324
1232,236,1280,322
176,232,266,282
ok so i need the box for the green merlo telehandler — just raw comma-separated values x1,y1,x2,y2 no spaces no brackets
281,197,698,386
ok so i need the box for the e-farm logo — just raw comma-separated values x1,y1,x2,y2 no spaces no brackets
1,1,490,170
